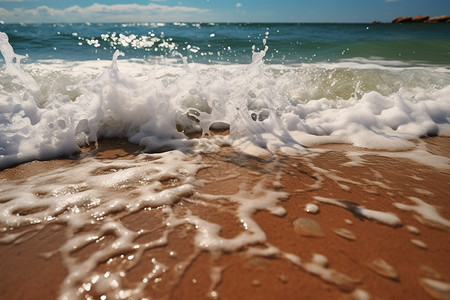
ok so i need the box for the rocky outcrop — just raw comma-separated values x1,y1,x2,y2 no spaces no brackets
391,15,449,23
411,15,429,23
426,15,450,23
392,16,412,23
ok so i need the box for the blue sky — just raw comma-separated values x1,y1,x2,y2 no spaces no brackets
0,0,449,23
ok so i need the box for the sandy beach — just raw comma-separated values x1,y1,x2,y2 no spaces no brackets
0,137,449,300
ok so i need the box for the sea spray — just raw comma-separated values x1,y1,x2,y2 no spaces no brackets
0,32,39,95
2,30,450,169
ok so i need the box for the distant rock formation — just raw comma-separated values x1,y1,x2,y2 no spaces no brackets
426,15,450,23
391,15,450,23
392,16,412,23
411,15,429,23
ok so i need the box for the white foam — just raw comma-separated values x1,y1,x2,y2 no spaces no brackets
306,163,360,191
313,196,402,227
376,141,450,170
186,181,288,252
394,197,450,229
0,150,203,229
359,208,402,227
1,31,450,168
302,259,357,292
0,149,207,299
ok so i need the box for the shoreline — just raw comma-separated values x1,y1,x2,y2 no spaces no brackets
0,137,449,299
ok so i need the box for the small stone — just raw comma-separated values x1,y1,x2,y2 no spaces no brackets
411,239,428,249
277,273,288,283
210,290,219,299
344,219,353,225
312,253,329,267
292,217,325,237
305,203,319,214
406,225,420,235
252,279,261,286
420,278,450,300
209,121,230,136
340,289,371,300
334,228,357,241
367,259,399,280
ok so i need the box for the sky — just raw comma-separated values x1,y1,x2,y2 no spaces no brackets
0,0,449,24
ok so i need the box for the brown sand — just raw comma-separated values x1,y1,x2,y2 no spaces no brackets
0,137,449,299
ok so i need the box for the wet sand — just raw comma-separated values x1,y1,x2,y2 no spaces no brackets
0,137,449,299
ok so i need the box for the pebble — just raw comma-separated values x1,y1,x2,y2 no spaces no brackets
305,203,319,214
367,258,399,280
334,228,357,241
411,239,428,249
420,278,450,300
277,273,288,283
312,253,329,267
252,279,261,286
406,225,420,235
341,289,371,300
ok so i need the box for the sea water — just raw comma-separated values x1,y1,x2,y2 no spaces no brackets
1,23,450,299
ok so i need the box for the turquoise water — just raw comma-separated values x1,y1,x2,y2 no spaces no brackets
1,22,450,65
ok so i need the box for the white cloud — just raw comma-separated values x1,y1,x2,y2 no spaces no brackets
236,3,242,8
0,2,211,23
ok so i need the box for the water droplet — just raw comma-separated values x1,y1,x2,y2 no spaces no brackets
247,257,269,269
292,217,325,237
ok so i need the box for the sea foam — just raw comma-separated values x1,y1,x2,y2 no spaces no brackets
1,31,450,169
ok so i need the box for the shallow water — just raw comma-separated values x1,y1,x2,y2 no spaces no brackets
0,140,449,299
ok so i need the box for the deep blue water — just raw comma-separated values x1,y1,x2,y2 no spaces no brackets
1,22,450,65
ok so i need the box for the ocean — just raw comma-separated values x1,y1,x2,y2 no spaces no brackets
3,22,450,64
1,23,450,299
